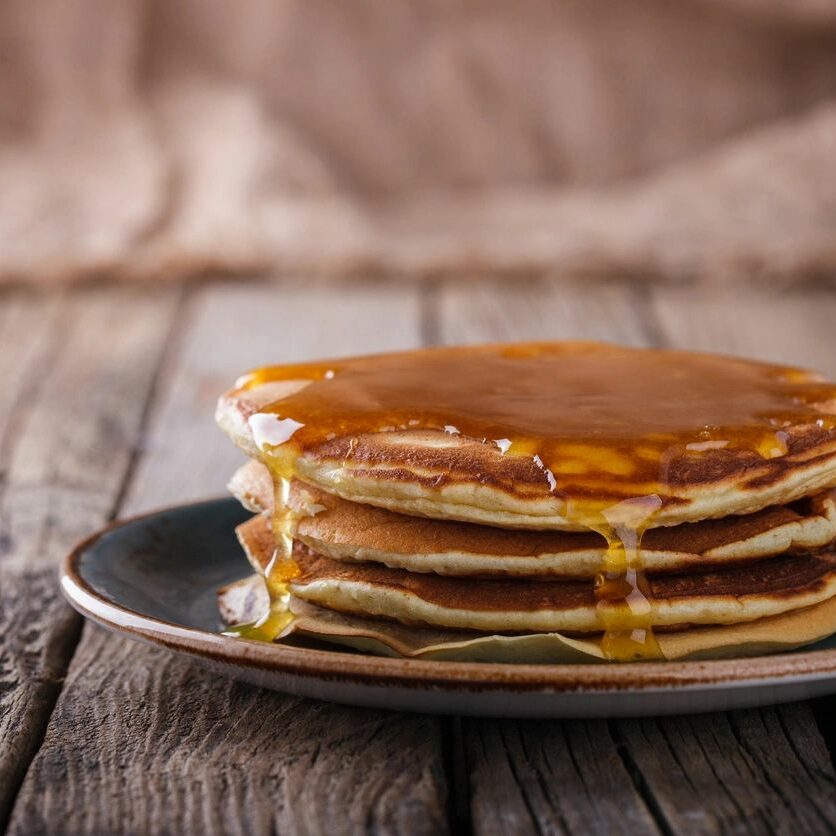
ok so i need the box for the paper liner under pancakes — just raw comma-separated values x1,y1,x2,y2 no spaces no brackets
219,574,836,663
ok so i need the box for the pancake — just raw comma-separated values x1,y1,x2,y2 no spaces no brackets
236,515,836,633
218,574,836,663
229,461,836,577
216,343,836,530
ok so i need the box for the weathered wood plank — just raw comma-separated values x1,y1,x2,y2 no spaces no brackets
0,290,63,456
9,279,450,835
616,703,836,834
650,285,836,375
0,286,182,830
465,719,660,836
0,289,66,832
629,284,836,834
12,628,447,836
125,279,425,511
439,282,660,834
439,280,651,347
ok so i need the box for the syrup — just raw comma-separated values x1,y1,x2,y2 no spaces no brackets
227,342,836,660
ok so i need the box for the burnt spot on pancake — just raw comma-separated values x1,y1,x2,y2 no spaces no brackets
743,446,836,490
289,420,836,497
313,432,553,491
310,432,780,496
648,552,836,600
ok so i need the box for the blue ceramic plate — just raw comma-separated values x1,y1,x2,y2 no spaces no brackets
61,499,836,718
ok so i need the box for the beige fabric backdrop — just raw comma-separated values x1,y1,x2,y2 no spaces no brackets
2,0,836,284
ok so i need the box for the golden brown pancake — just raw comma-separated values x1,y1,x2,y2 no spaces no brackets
235,515,836,633
229,461,836,577
216,342,836,530
218,574,836,663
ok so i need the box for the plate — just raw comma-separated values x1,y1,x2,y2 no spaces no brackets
61,499,836,718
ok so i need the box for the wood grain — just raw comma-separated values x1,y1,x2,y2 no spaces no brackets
10,628,447,836
0,286,181,830
465,720,660,836
439,280,652,347
651,285,836,375
8,280,450,835
0,289,66,831
616,703,836,834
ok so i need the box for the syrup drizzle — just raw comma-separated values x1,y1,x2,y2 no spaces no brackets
224,342,836,660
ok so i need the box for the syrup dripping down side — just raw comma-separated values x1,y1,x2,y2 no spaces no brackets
222,450,302,642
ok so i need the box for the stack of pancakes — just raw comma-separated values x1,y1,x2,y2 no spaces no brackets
215,342,836,662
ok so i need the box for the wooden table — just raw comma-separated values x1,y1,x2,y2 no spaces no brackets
3,278,836,835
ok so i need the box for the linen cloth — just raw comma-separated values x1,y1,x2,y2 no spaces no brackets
2,0,836,284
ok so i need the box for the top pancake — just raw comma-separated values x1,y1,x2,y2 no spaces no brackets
216,342,836,530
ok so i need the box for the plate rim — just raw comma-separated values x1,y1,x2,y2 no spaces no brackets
61,499,836,696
